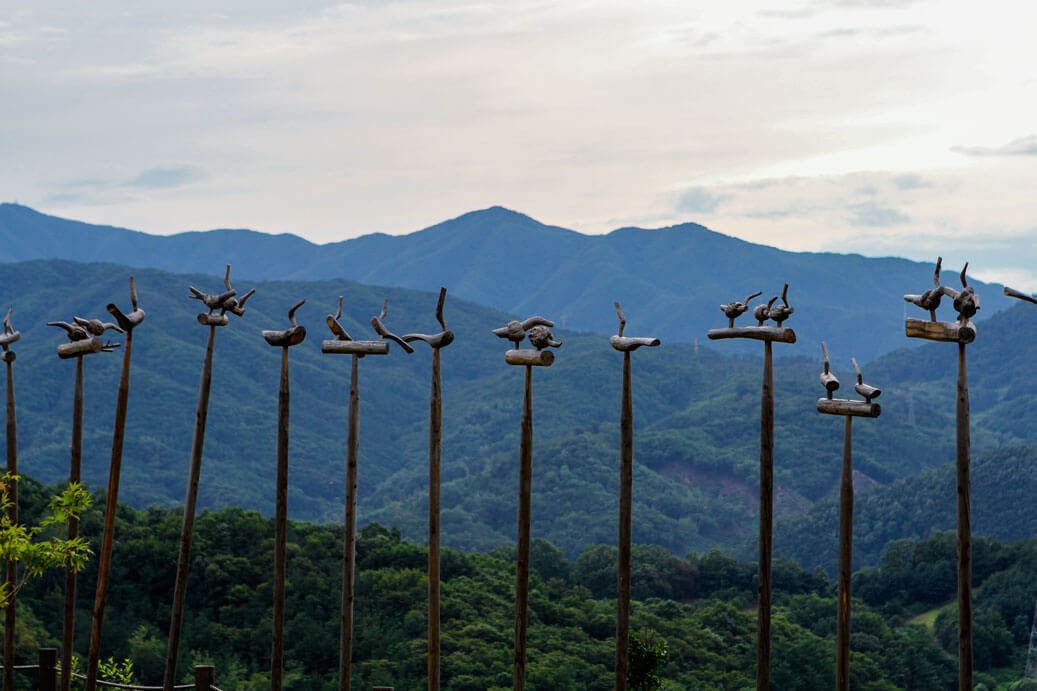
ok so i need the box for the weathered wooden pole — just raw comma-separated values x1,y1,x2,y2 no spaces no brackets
815,344,881,690
84,278,146,691
164,266,254,691
323,297,411,691
491,316,560,690
401,288,455,691
48,316,122,691
904,258,978,690
708,284,796,690
610,302,659,691
262,300,307,690
1,310,20,691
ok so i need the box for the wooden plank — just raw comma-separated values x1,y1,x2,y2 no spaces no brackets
816,399,881,418
321,339,389,356
904,318,976,344
504,349,554,367
707,326,796,344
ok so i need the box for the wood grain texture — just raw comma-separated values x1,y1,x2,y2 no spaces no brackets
816,399,881,418
505,349,555,367
321,339,390,356
904,318,976,343
57,337,104,359
609,335,661,352
707,326,797,344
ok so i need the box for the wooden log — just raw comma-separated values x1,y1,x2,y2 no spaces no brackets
271,345,290,690
322,339,389,356
3,351,17,691
609,335,660,352
816,399,881,418
339,354,361,691
428,348,442,691
196,313,229,327
615,351,633,691
505,349,554,367
820,372,840,395
263,326,306,348
904,318,976,344
757,340,773,691
836,416,853,691
707,326,796,344
164,325,217,691
61,356,85,691
513,365,533,691
57,337,103,359
957,342,973,690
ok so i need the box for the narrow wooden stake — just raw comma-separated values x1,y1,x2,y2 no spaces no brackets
39,648,57,691
3,352,18,691
164,324,217,691
61,355,84,691
339,354,360,691
428,348,442,691
615,350,632,691
757,340,773,691
85,326,137,691
271,346,290,690
957,342,972,690
193,664,214,691
513,365,533,691
836,415,853,691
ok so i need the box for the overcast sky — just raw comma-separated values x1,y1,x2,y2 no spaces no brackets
3,0,1036,286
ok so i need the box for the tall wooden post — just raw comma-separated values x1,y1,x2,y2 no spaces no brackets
48,314,121,691
1,311,20,691
904,258,978,690
262,301,307,690
85,278,146,691
164,266,254,690
708,284,796,689
816,345,882,689
322,297,410,691
492,315,560,691
609,302,659,691
401,288,455,691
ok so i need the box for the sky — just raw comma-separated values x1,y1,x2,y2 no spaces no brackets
3,0,1036,286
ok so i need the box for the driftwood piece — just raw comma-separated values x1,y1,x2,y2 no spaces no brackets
1004,286,1037,305
707,326,796,344
85,278,146,691
505,349,554,367
371,299,414,353
905,318,976,343
2,309,18,691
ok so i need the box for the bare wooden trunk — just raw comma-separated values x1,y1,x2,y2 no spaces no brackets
428,348,442,691
339,354,360,691
85,328,135,691
62,355,84,691
757,340,773,691
836,416,853,691
615,351,632,691
4,357,17,691
513,365,533,691
271,346,290,690
957,342,973,690
164,324,217,691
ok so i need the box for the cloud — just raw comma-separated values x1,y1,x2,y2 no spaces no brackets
674,186,726,214
127,165,207,189
847,202,910,227
951,135,1037,156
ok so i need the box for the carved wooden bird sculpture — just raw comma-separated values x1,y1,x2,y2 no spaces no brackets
768,284,794,326
402,287,455,349
852,358,881,402
528,325,562,350
819,342,840,398
754,296,778,326
950,264,979,322
47,320,90,341
904,257,945,321
326,296,353,341
73,316,124,336
371,299,414,353
492,316,554,348
721,291,763,327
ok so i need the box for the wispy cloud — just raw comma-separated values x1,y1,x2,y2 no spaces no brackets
127,166,207,189
951,135,1037,156
847,202,910,227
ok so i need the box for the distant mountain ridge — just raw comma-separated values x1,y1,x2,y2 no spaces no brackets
0,202,1013,362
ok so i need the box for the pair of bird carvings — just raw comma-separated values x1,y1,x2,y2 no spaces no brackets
720,283,794,328
817,342,882,418
903,257,979,324
189,265,255,326
322,290,454,355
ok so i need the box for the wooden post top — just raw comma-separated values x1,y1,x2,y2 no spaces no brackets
817,345,882,417
709,283,796,343
188,264,254,326
262,299,307,347
49,315,121,359
494,313,561,365
321,296,398,357
107,276,146,331
904,257,979,341
402,287,455,350
610,302,660,352
0,309,19,362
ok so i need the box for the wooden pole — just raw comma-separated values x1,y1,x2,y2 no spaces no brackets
428,347,442,691
3,351,17,691
271,346,290,690
61,355,84,691
836,415,853,691
956,341,972,690
39,648,57,691
339,354,360,691
193,664,214,691
164,324,217,691
757,340,773,691
513,365,533,691
615,350,632,691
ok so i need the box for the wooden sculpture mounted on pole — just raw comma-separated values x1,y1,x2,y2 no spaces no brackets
610,302,659,691
322,297,412,691
401,288,454,691
49,314,122,691
707,283,796,690
492,315,561,690
262,300,306,691
84,278,147,691
904,257,979,691
2,310,20,691
164,265,254,691
815,343,881,691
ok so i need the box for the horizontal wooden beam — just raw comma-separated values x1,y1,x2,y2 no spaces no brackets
505,349,554,367
321,339,390,355
816,398,881,418
609,336,660,352
707,326,796,344
196,313,229,327
904,318,975,344
57,338,103,359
